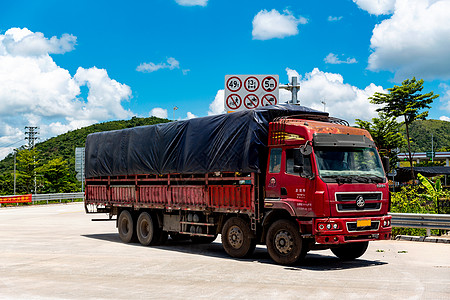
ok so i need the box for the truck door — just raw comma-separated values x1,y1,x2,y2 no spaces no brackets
283,148,315,217
265,148,282,199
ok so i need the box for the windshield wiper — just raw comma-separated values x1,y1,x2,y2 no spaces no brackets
322,175,352,184
358,174,385,183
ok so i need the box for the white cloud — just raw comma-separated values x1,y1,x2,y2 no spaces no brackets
285,67,301,82
137,57,180,73
328,16,343,22
252,9,307,40
368,0,450,80
175,0,208,7
0,27,76,56
150,107,168,119
0,28,133,160
324,53,357,64
294,68,385,123
439,83,450,113
440,116,450,122
208,90,225,115
353,0,396,15
186,112,197,119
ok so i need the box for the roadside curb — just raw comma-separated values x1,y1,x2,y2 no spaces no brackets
395,235,450,244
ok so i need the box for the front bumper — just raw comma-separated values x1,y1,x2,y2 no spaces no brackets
313,215,392,244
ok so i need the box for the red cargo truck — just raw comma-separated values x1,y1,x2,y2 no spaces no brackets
85,104,391,265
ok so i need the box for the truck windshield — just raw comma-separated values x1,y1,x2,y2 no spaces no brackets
314,147,385,183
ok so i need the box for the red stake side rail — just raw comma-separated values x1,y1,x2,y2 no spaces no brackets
85,172,258,216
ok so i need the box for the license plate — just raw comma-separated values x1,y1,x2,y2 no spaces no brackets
357,219,371,227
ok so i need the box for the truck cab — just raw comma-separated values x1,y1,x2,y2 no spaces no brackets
263,115,391,262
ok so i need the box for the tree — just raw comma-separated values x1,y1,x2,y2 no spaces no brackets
16,148,39,193
369,77,439,180
356,113,406,171
36,157,78,193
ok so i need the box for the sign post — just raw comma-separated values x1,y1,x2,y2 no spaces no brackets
75,147,85,192
225,75,279,113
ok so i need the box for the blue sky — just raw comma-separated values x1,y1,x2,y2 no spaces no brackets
1,0,450,159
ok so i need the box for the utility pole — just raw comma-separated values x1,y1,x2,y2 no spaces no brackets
321,100,326,112
173,106,178,121
25,126,39,149
280,77,301,104
24,126,39,194
431,133,434,163
13,149,17,195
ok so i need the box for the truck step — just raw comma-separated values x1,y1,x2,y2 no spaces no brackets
180,221,215,226
179,232,216,237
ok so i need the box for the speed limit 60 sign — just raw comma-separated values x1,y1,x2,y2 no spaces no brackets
225,75,279,112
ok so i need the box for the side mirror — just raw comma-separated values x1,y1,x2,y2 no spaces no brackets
299,142,313,156
382,156,390,173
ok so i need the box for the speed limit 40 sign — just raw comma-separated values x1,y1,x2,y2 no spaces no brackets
225,75,279,112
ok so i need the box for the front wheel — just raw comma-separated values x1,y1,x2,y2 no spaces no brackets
331,241,369,260
221,217,256,258
266,219,305,265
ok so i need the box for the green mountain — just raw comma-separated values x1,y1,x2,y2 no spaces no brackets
404,119,450,153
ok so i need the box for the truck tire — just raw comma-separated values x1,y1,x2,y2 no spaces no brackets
266,219,305,265
118,210,136,243
136,212,156,246
331,241,369,260
221,217,256,258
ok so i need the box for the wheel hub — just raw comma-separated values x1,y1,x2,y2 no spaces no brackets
228,226,243,249
274,230,293,254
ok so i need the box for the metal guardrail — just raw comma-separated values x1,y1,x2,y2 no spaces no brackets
31,192,84,204
389,212,450,236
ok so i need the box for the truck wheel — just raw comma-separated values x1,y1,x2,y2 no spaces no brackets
118,210,136,243
266,219,305,265
331,241,369,260
136,212,155,246
221,217,256,258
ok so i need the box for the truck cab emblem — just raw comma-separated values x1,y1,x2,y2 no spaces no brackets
356,195,365,208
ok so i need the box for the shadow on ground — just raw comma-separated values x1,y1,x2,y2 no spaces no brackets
82,233,387,271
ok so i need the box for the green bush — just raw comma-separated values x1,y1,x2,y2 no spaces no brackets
390,185,440,236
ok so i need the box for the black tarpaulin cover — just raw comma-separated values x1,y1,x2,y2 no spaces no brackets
85,104,327,178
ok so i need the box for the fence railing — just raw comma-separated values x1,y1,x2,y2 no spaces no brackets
1,192,84,206
31,192,84,204
389,212,450,236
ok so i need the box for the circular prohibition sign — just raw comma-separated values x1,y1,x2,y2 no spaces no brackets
244,76,259,92
226,94,242,110
262,76,278,92
261,94,277,106
226,76,242,92
244,94,259,109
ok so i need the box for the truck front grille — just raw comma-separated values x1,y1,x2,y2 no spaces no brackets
335,192,382,212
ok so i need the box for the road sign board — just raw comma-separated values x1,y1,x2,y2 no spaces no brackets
75,147,85,182
225,75,279,112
